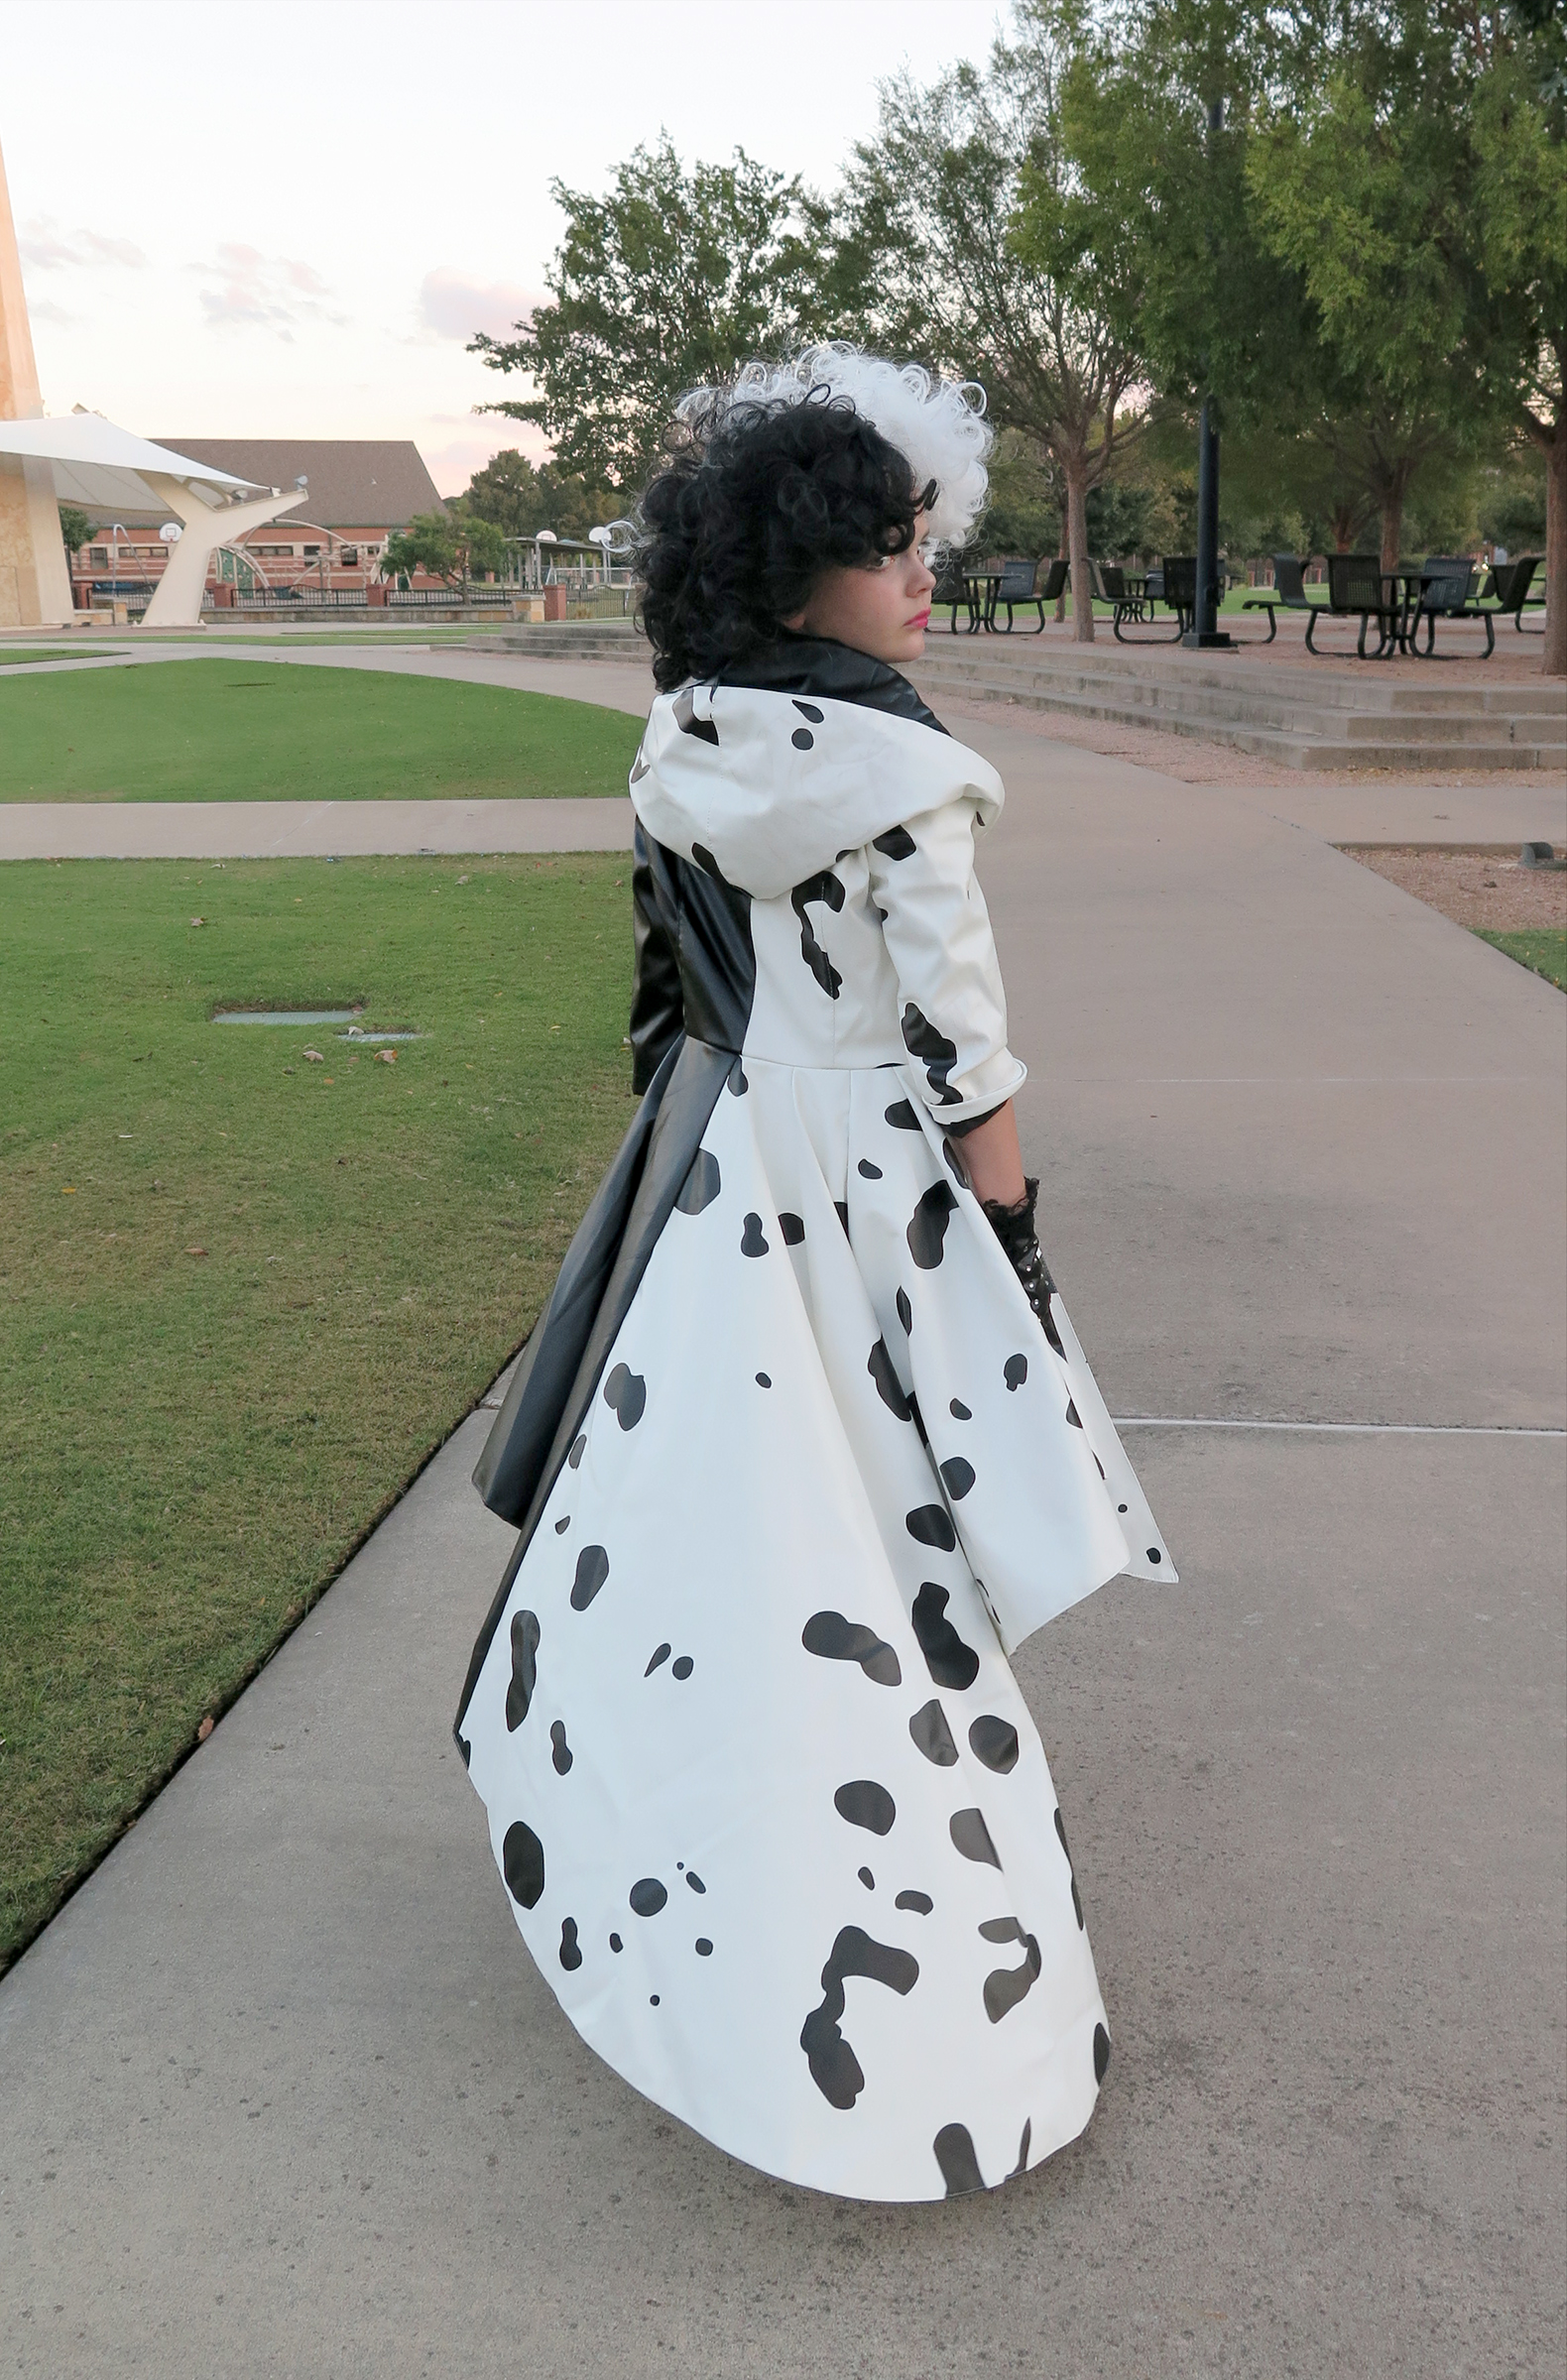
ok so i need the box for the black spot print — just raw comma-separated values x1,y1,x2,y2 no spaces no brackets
908,1391,929,1448
835,1200,851,1237
950,1398,972,1419
646,1642,670,1675
834,1780,896,1836
502,1820,544,1909
943,1138,965,1181
792,699,824,722
756,1371,772,1387
554,1515,570,1535
672,686,719,746
800,1926,919,2108
791,870,846,999
609,1933,623,1953
558,1917,582,1971
940,1457,975,1499
672,1655,693,1680
791,727,815,751
1118,1502,1129,1513
506,1608,540,1730
603,1363,646,1429
896,1889,933,1915
802,1610,902,1687
675,1148,721,1214
950,1808,1002,1868
901,1004,961,1104
685,1871,706,1894
1011,2117,1032,2177
907,1180,959,1269
906,1503,957,1552
874,824,916,861
727,1057,748,1095
779,1211,805,1245
969,1716,1020,1774
456,1732,471,1768
568,1434,586,1469
884,1098,920,1130
741,1212,769,1257
1065,1397,1083,1429
909,1699,958,1765
696,1938,713,1956
867,1337,912,1421
630,1878,667,1917
858,1158,883,1179
691,842,727,882
1039,1293,1065,1357
1054,1807,1084,1929
933,2123,985,2197
1147,1547,1162,1565
859,1866,875,1889
570,1545,610,1611
1004,1354,1028,1392
979,1916,1041,2022
650,1994,660,2005
911,1584,980,1690
1094,2023,1111,2082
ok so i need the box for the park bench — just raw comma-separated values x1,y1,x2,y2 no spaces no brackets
1240,552,1319,642
1482,553,1545,636
1405,555,1497,658
1305,554,1400,657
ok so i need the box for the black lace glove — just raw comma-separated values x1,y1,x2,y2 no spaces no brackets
980,1176,1065,1357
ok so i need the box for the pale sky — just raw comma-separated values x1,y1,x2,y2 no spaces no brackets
2,0,1005,494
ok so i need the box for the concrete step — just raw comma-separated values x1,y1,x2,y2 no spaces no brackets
913,642,1564,720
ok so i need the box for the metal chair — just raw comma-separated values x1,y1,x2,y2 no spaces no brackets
1307,555,1399,656
990,555,1052,632
1483,554,1544,636
1241,553,1319,643
1407,555,1496,659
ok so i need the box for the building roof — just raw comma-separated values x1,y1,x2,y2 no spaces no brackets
153,438,443,528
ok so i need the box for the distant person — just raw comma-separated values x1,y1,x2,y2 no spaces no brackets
453,344,1172,2202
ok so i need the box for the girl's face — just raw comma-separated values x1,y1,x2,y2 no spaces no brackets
783,517,936,664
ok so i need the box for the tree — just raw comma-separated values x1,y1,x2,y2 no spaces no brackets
1248,5,1506,575
1468,0,1566,671
59,503,93,557
456,450,620,543
381,510,505,594
839,8,1146,641
470,137,832,490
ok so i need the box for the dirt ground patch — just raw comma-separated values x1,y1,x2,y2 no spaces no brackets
1341,844,1567,930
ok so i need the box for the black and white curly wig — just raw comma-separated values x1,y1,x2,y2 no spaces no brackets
636,343,992,692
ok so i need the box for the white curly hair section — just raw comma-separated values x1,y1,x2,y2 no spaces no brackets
678,341,993,548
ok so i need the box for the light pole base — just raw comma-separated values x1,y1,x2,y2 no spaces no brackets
1181,631,1235,649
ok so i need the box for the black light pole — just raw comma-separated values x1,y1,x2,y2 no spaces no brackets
1184,92,1233,651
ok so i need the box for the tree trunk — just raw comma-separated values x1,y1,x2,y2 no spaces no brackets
1065,463,1093,644
1379,488,1403,577
1054,516,1068,622
1544,423,1565,679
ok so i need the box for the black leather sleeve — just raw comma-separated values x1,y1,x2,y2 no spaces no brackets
629,820,684,1094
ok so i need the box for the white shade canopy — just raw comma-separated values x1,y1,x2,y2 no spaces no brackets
0,413,272,513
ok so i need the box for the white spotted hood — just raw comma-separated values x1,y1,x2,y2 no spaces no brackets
630,682,1005,900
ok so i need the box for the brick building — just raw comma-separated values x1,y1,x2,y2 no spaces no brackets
67,438,444,605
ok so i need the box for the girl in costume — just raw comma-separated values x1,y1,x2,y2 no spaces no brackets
456,346,1172,2203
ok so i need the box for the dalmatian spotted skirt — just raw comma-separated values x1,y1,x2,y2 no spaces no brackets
457,1049,1145,2203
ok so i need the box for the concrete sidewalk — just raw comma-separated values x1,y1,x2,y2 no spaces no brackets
0,794,636,860
2,703,1563,2377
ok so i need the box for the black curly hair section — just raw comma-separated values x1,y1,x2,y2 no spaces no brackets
636,391,937,693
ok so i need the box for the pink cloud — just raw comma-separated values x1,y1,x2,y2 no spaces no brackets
21,218,147,271
417,267,540,344
192,243,345,330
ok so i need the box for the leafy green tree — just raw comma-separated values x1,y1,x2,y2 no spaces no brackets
470,137,832,489
838,6,1146,641
456,450,620,543
58,504,93,557
381,510,506,594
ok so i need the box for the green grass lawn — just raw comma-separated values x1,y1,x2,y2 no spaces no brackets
0,649,97,667
1475,927,1567,991
0,853,638,1969
0,659,643,801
